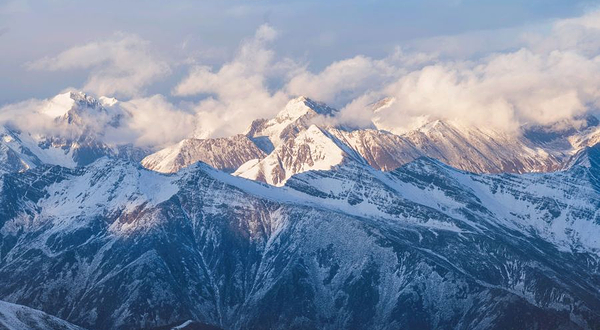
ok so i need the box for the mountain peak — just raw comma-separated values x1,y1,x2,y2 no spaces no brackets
566,143,600,170
99,96,118,107
411,119,453,135
42,92,78,117
275,96,337,122
42,91,105,118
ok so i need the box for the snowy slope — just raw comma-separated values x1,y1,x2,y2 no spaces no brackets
235,125,352,186
2,147,600,329
0,300,86,330
0,127,43,174
245,96,337,149
143,96,600,187
141,135,265,173
379,120,559,173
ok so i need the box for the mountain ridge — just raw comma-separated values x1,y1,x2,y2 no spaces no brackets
142,95,600,187
3,92,600,330
3,145,600,329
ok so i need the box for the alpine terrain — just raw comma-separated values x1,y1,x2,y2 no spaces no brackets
1,92,600,330
143,96,600,186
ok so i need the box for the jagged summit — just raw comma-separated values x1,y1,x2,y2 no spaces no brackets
142,96,351,183
565,143,600,170
274,96,337,122
235,124,351,186
42,91,79,118
99,96,118,107
0,91,147,172
42,91,106,118
143,95,600,186
244,96,338,151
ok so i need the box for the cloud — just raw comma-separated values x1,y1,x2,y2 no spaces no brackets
173,24,297,138
27,33,170,98
526,10,600,57
0,92,195,150
116,95,195,147
158,12,600,139
0,95,118,142
337,49,600,134
286,47,436,107
286,55,393,106
328,10,600,134
6,9,600,148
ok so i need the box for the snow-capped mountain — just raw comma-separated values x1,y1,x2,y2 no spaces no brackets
0,91,149,175
2,144,600,329
0,300,86,330
234,125,359,185
143,96,344,185
4,93,600,330
141,135,266,174
245,96,338,150
142,96,600,186
330,120,561,173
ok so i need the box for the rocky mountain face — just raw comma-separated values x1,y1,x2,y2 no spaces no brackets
141,135,266,174
234,125,357,186
3,92,600,330
142,96,600,186
329,121,556,173
2,144,600,329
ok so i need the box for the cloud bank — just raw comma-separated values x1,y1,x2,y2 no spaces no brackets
294,10,600,134
3,9,600,150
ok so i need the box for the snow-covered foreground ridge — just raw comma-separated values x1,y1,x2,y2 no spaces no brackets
2,143,600,329
0,300,85,330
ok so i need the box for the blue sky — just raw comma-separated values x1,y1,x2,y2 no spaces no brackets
0,0,597,104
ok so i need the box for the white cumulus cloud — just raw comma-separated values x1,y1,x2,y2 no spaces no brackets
27,33,170,98
7,9,600,147
330,10,600,134
173,24,297,138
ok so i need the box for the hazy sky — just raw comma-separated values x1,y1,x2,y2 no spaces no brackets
0,0,597,104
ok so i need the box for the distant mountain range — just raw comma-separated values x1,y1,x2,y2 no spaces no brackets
1,92,600,330
141,95,600,186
